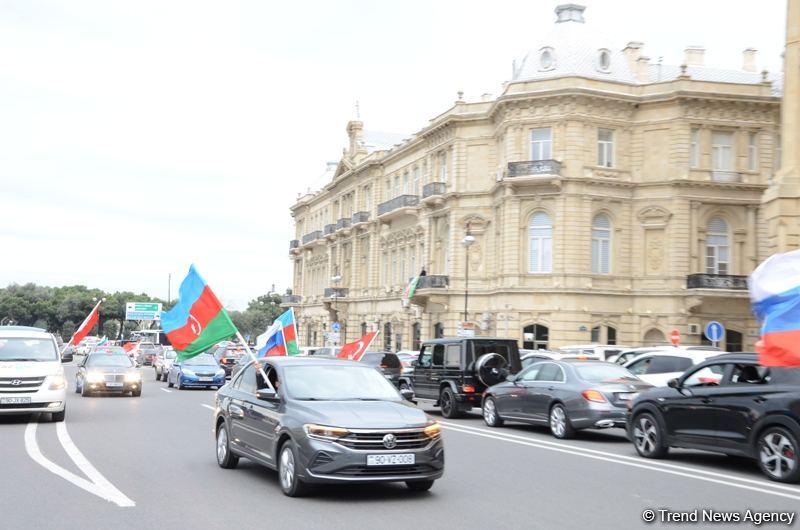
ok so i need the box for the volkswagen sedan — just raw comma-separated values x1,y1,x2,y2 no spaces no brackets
213,357,444,496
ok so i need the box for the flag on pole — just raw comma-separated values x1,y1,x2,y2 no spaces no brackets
255,309,300,357
68,300,102,346
337,331,379,361
160,265,237,362
749,249,800,367
123,341,141,354
404,276,420,301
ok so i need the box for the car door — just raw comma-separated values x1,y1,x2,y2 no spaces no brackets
412,345,436,399
498,363,543,419
660,362,729,446
227,364,257,455
523,362,564,423
240,365,281,466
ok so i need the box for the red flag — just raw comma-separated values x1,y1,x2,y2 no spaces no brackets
68,301,101,346
337,331,379,362
123,341,141,353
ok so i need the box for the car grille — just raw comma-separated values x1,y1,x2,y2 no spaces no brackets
334,464,437,477
195,373,216,377
104,374,125,383
0,402,53,409
337,429,433,451
0,377,45,392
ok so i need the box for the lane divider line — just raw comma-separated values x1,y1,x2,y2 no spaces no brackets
25,422,135,507
440,421,800,494
160,388,172,393
441,424,800,502
201,404,214,411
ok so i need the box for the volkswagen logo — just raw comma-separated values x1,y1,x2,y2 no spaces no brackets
10,379,22,386
382,433,397,449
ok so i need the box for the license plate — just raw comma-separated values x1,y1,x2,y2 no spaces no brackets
366,454,415,466
106,382,123,387
199,377,213,382
1,397,31,405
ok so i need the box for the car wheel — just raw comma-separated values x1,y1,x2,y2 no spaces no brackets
757,426,800,483
483,396,504,427
439,387,463,419
216,422,239,469
132,388,142,397
278,440,308,497
176,376,183,390
549,403,575,439
74,378,81,394
51,407,66,422
632,412,668,459
405,480,434,492
154,369,160,380
81,382,91,397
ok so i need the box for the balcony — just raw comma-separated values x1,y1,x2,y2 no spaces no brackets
281,294,303,306
422,182,446,205
686,274,748,290
351,211,370,226
323,287,349,299
507,159,562,179
416,275,449,289
301,230,322,246
324,223,337,238
336,217,351,232
289,239,299,251
377,194,420,220
710,171,742,183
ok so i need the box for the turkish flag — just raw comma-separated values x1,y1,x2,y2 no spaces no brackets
123,341,141,353
69,303,100,346
337,332,379,362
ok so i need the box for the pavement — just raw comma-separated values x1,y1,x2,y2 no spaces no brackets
0,360,798,529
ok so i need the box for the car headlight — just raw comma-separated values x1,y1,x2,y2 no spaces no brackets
303,424,350,441
424,422,441,439
48,374,66,390
182,369,196,377
124,372,142,382
86,372,104,383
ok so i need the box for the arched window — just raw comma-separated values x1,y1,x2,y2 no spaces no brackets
383,322,392,351
412,322,422,351
528,212,552,273
361,322,367,336
643,328,666,346
706,217,729,274
434,322,444,339
591,214,611,274
523,324,549,350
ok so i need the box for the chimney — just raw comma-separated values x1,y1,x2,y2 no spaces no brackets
636,56,651,83
684,46,705,67
346,120,366,157
623,41,644,73
555,4,586,23
742,48,757,72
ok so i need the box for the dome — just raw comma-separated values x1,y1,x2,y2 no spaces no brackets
512,4,637,84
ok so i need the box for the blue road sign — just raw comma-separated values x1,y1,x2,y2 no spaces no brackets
705,321,725,343
332,322,341,333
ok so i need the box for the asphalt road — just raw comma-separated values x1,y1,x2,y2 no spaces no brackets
1,361,798,529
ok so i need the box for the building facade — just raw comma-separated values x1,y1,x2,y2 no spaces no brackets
286,4,782,352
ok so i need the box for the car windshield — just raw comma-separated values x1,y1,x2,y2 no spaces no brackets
360,353,401,368
574,363,639,382
93,347,126,355
184,354,218,366
0,338,58,361
86,354,133,368
283,365,401,401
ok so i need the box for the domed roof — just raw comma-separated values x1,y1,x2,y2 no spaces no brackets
512,4,637,84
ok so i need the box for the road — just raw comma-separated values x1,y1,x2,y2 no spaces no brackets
0,361,798,529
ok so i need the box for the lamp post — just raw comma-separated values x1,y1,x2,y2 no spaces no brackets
330,274,342,346
461,230,475,323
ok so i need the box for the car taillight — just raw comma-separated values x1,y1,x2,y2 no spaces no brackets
581,390,607,403
463,385,476,393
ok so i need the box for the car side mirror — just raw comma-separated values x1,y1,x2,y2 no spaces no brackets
61,353,73,363
667,378,680,389
256,389,280,402
400,388,414,401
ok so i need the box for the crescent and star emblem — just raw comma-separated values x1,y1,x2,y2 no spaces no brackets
189,315,202,336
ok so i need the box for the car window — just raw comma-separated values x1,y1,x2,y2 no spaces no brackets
534,363,564,382
380,353,401,369
445,345,460,368
683,364,725,387
519,364,542,381
432,345,445,367
238,365,256,394
627,357,652,375
522,355,548,368
729,364,770,385
648,356,693,374
418,347,432,368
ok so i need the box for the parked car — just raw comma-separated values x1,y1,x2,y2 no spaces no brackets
213,357,444,496
359,351,402,387
623,350,721,386
399,337,522,418
167,353,225,390
558,344,631,361
628,353,800,483
521,349,564,368
211,344,248,378
0,326,68,422
397,351,419,375
154,347,177,381
483,359,652,438
611,345,721,365
75,350,142,397
137,342,161,366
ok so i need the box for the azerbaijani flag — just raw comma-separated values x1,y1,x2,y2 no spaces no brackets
160,265,237,362
749,249,800,367
255,309,300,357
404,277,420,301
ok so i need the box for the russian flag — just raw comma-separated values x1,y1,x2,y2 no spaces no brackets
255,309,300,357
749,249,800,367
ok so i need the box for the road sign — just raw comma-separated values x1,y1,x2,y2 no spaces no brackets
125,302,163,321
332,322,341,333
670,329,681,346
457,322,476,338
327,332,340,343
705,321,725,343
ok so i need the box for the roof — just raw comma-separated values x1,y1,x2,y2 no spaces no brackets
0,326,52,339
362,130,408,153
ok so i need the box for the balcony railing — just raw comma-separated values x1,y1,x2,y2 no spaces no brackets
351,211,370,225
711,171,742,183
416,275,449,289
323,287,349,299
281,295,302,305
422,182,446,199
289,239,299,250
302,230,322,245
686,273,748,290
324,223,336,236
336,217,351,230
378,195,420,216
507,159,562,178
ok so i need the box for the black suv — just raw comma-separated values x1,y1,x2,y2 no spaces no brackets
399,337,522,418
627,353,800,483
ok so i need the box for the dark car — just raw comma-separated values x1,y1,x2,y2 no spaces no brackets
211,344,248,378
359,352,402,388
213,357,444,497
167,353,226,390
137,342,161,366
483,359,652,438
400,337,522,418
627,353,800,483
75,350,143,397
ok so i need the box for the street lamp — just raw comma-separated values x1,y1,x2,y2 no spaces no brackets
330,274,342,346
461,230,475,323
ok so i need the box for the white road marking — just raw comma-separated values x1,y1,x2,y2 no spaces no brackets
25,422,135,507
201,404,214,411
441,423,800,502
160,388,172,393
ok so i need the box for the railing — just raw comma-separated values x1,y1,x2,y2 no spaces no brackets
416,275,449,289
324,224,336,236
289,239,299,250
323,287,349,299
686,274,748,290
422,182,446,199
377,195,420,216
302,230,322,245
281,295,302,304
711,171,742,183
351,211,370,224
507,159,562,178
336,217,351,230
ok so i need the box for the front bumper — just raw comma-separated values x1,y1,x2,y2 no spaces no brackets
85,381,141,393
0,386,66,414
179,374,226,387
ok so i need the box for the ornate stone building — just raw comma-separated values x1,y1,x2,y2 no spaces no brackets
286,4,783,352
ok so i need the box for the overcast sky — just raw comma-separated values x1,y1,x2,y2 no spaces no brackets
0,0,787,309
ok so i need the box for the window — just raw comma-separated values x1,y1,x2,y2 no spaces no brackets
591,326,600,343
539,47,555,70
395,334,402,352
522,324,549,350
383,322,392,351
393,176,401,198
726,329,743,352
684,364,725,387
528,212,553,273
385,178,391,201
597,128,614,167
439,151,448,182
591,214,611,274
519,364,543,381
412,322,421,351
237,365,256,394
364,185,372,211
434,322,444,339
445,345,460,368
690,128,700,168
730,364,769,385
711,131,734,171
607,326,617,346
648,356,693,374
403,172,409,195
413,167,421,195
391,251,398,284
431,344,445,366
534,363,564,382
361,322,367,336
748,132,758,171
597,49,611,71
530,128,552,161
418,346,432,367
626,357,652,376
706,217,729,275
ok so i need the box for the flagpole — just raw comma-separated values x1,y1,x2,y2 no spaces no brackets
234,329,275,393
69,298,103,346
364,330,379,352
290,307,300,349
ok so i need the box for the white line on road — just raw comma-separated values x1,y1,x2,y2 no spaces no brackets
25,422,135,507
160,388,172,393
201,404,214,411
441,423,800,502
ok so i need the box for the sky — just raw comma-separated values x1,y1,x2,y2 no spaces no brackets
0,0,788,309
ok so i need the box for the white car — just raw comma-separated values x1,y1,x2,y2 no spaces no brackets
557,344,631,361
610,345,721,365
622,350,722,387
0,326,69,421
